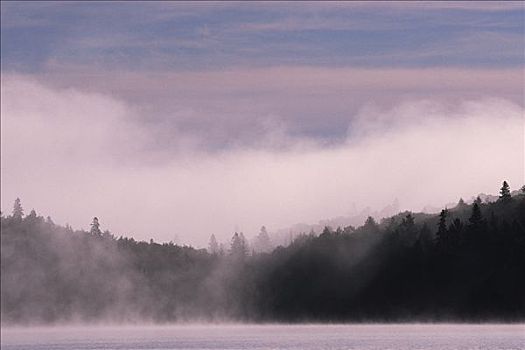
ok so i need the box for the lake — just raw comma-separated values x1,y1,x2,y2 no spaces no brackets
1,324,524,350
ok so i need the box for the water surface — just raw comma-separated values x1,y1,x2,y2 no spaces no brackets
2,324,524,350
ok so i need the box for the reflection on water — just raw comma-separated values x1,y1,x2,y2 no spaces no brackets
1,324,524,350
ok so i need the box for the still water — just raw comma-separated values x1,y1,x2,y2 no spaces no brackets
1,324,524,350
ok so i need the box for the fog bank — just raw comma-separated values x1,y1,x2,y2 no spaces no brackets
1,76,523,246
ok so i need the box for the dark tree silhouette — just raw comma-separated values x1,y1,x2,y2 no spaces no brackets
474,196,482,205
499,181,511,201
320,226,333,237
12,198,24,219
1,182,524,324
28,209,37,219
402,212,415,226
90,217,102,236
364,216,376,226
363,216,380,234
468,203,484,229
437,209,448,240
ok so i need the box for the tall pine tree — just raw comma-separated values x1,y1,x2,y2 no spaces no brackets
90,217,102,236
254,226,272,253
499,181,511,201
12,198,24,219
437,209,448,240
468,203,484,234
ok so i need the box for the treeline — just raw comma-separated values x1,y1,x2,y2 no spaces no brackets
1,182,524,324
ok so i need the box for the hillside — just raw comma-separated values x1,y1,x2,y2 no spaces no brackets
1,184,524,324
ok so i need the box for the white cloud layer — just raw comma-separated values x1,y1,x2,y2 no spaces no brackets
1,76,523,247
20,67,524,152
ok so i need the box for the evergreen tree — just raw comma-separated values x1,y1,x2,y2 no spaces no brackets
437,209,448,238
343,225,355,234
2,191,525,323
398,212,416,243
254,226,272,253
239,232,248,255
208,234,219,255
363,216,379,234
499,181,511,201
320,226,333,237
521,185,525,194
402,212,415,227
229,232,246,258
474,196,482,205
364,216,377,226
90,217,102,236
468,203,483,229
12,198,24,219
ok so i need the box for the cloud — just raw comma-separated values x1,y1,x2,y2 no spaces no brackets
20,66,523,153
1,76,523,248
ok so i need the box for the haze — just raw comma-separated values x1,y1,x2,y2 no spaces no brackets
1,2,523,247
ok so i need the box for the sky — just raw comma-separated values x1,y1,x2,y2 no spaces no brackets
1,1,524,247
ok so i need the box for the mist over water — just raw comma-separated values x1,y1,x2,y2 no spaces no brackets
1,3,524,348
2,324,524,350
2,193,524,325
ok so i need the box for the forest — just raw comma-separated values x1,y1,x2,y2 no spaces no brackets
1,181,524,324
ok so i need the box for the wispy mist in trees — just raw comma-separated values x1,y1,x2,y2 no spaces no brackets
1,182,524,324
